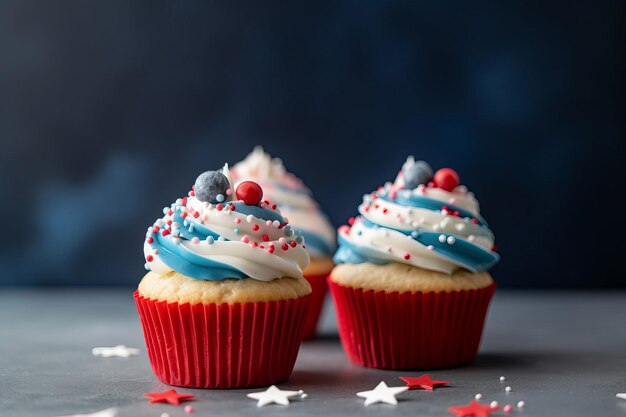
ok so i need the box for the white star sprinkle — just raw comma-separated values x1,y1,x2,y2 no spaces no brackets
55,407,118,417
356,381,408,406
617,393,626,400
91,345,139,358
246,385,305,407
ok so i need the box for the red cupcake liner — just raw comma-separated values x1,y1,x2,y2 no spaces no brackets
134,290,310,388
328,279,496,370
302,273,329,340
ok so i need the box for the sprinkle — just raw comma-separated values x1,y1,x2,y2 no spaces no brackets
262,234,269,241
184,405,194,414
382,208,388,214
161,230,170,237
505,386,512,392
144,263,150,270
448,197,456,204
216,203,224,211
192,237,199,244
247,215,254,223
290,241,297,248
475,394,482,400
438,234,446,243
266,220,272,226
193,211,200,218
503,404,513,413
216,194,225,202
281,243,289,251
252,224,260,231
206,236,214,244
447,236,456,245
161,413,171,417
348,217,356,225
226,188,232,195
517,401,525,408
471,218,479,224
279,237,287,244
153,249,158,255
427,245,434,251
188,224,195,232
146,255,154,262
152,226,160,233
403,253,411,260
181,212,188,219
229,203,235,211
490,401,499,408
218,236,226,241
272,220,280,227
410,231,420,239
233,228,240,234
147,237,154,244
500,376,506,381
241,236,250,243
235,218,241,224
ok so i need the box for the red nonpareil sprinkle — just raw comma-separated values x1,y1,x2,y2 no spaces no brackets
216,203,224,211
167,209,173,216
234,218,241,224
338,225,350,234
374,204,380,209
229,204,235,211
252,224,260,231
252,241,258,247
441,205,448,211
188,190,195,197
348,217,356,225
364,206,370,212
268,246,275,254
161,230,170,237
281,243,289,251
403,253,411,260
167,219,172,226
181,197,188,206
262,234,269,241
181,212,188,219
259,245,265,249
146,255,154,262
241,236,250,243
152,226,160,233
453,210,460,216
390,190,397,199
471,218,478,224
290,240,297,248
147,237,154,244
383,208,388,214
193,211,200,218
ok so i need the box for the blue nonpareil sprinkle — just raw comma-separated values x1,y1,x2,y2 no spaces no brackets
206,236,215,244
233,228,240,234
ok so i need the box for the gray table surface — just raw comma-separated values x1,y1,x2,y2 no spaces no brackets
1,289,625,417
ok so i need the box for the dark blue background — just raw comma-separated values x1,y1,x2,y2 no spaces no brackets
0,1,623,287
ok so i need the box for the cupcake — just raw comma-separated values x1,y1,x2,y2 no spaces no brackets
329,157,500,370
135,164,311,388
232,147,336,339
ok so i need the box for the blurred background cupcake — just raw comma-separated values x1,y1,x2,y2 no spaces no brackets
135,164,311,388
232,147,336,339
329,156,499,369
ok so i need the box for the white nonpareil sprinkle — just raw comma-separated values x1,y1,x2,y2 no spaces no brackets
505,386,512,392
500,376,506,381
490,401,499,408
517,401,525,408
475,393,482,400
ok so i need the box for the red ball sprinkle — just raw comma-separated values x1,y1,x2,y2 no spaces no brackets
271,204,277,210
433,168,460,192
262,234,269,242
290,240,297,248
193,211,200,218
241,236,250,243
471,218,479,224
146,237,154,244
252,224,260,231
146,255,154,262
338,225,350,234
268,246,275,254
188,190,195,197
348,217,356,225
216,203,224,211
181,197,188,206
167,219,172,226
229,204,236,211
281,243,289,251
152,226,160,233
382,208,388,214
167,209,173,216
236,181,263,206
403,253,411,260
181,212,188,219
161,230,170,237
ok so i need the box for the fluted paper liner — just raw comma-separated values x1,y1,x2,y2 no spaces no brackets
328,280,496,370
134,291,310,388
302,273,329,340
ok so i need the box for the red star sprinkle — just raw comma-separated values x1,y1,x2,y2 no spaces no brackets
144,389,194,405
448,400,499,417
399,374,450,390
